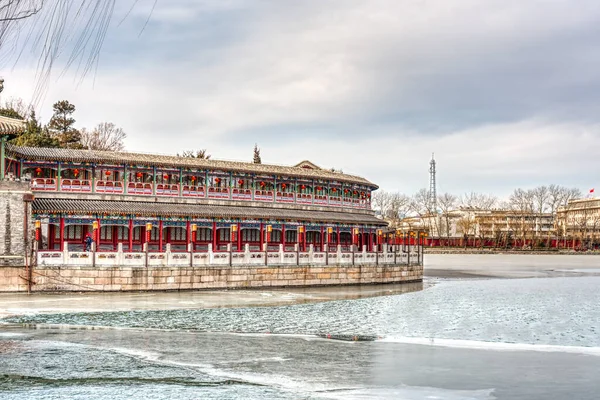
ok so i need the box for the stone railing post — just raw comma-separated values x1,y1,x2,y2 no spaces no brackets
309,244,314,264
244,243,250,264
362,244,367,266
337,244,341,265
188,243,193,267
143,243,148,267
117,243,124,265
279,244,284,264
207,243,214,265
295,243,299,265
227,243,232,266
263,243,268,266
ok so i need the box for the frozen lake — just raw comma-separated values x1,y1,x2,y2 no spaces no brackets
1,254,600,399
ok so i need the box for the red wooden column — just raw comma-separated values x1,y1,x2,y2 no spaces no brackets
281,224,286,250
96,219,101,249
112,226,117,251
259,222,264,250
320,226,324,252
237,224,242,251
128,219,133,252
212,221,217,251
186,221,191,250
59,217,65,251
337,226,340,247
158,220,163,252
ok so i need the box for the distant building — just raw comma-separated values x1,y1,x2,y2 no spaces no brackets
556,198,600,246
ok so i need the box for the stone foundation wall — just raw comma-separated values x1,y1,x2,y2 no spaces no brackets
0,182,34,267
0,264,423,292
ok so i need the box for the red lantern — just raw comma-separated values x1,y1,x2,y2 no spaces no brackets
35,167,42,175
73,168,79,177
301,185,306,190
238,179,244,186
260,181,265,187
282,183,287,189
105,170,111,176
353,190,357,195
136,172,143,179
344,189,349,193
163,174,169,180
332,188,337,192
190,176,196,182
215,177,221,184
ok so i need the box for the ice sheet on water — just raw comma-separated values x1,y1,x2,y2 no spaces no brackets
5,277,600,348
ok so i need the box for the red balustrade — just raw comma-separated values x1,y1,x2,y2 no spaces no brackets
343,197,353,207
328,196,342,206
254,190,274,202
156,184,179,196
182,185,206,198
31,178,57,191
60,179,92,192
296,193,312,204
207,187,230,199
96,180,124,194
275,192,295,203
126,182,152,195
232,188,252,200
314,195,328,205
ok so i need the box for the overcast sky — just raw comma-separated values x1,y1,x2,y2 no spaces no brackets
2,0,600,198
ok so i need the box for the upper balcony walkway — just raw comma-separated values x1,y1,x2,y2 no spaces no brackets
30,178,372,210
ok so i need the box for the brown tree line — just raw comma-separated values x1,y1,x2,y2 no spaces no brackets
372,185,584,246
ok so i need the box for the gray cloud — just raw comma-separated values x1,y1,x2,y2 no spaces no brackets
4,0,600,197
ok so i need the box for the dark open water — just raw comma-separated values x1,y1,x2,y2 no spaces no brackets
1,256,600,399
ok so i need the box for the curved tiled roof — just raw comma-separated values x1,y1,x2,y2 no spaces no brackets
0,116,25,135
7,144,377,188
32,198,386,226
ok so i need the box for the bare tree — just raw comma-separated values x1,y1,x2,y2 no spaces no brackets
178,149,211,159
437,192,458,245
460,192,498,210
387,193,412,228
80,122,126,151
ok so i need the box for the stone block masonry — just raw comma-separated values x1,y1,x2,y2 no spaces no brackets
0,182,34,267
0,264,423,292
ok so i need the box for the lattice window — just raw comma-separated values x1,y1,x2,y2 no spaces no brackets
196,228,212,242
218,228,230,241
169,227,187,241
285,230,297,243
63,225,83,240
270,230,282,242
117,226,128,240
100,226,112,240
242,229,260,242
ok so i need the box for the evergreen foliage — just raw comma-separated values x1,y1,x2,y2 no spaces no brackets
253,143,261,164
47,100,84,149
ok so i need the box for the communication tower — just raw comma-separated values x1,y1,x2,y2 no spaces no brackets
429,153,437,212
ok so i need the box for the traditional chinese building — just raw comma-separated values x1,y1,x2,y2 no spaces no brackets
4,144,388,253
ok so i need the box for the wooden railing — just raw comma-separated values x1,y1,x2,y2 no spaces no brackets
30,179,371,209
96,180,125,194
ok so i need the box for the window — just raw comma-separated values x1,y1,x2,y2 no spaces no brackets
196,228,212,242
218,228,231,241
117,226,128,240
306,231,321,243
285,230,297,243
100,226,112,240
271,230,282,242
242,229,260,242
169,227,187,241
63,225,83,240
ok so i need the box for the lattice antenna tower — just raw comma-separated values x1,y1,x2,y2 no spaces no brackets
429,153,437,212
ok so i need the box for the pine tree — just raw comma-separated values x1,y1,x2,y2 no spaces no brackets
253,143,262,164
11,111,60,148
47,100,84,149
